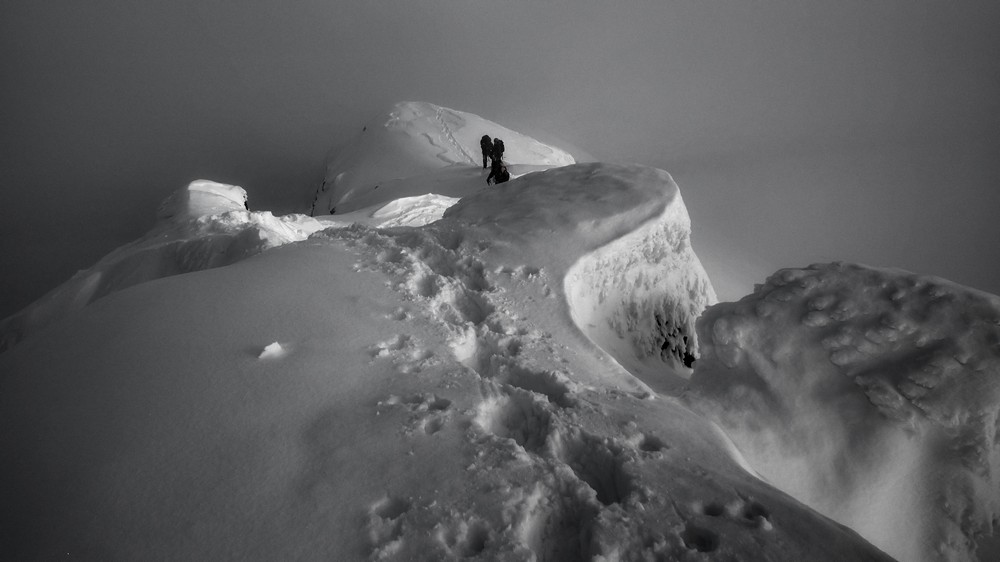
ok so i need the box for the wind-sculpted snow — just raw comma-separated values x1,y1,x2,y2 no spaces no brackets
0,180,327,351
561,170,717,394
311,101,574,215
686,262,1000,562
445,162,716,394
0,162,891,559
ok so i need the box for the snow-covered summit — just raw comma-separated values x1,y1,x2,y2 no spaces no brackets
311,101,575,215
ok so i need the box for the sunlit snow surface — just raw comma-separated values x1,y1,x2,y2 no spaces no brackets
0,101,964,560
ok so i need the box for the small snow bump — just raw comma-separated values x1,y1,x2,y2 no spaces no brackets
258,341,288,360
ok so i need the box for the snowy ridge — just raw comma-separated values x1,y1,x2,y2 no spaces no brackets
686,262,1000,562
0,158,890,557
311,101,574,215
1,102,909,559
0,180,326,351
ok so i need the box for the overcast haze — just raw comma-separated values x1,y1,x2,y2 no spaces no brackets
2,0,998,319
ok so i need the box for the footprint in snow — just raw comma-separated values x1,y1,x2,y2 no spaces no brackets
378,393,453,436
367,496,412,555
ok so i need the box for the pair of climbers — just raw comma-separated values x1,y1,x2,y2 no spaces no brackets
479,135,505,169
480,134,510,185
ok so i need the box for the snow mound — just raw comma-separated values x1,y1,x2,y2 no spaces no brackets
157,178,249,220
686,262,1000,562
311,101,574,215
0,180,327,351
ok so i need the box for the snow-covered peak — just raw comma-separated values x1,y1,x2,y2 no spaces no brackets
686,262,1000,561
311,101,574,214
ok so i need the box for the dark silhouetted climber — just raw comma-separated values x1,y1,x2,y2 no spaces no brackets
492,138,505,164
480,135,493,169
487,157,510,185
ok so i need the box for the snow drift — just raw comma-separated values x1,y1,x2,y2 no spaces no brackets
686,262,1000,561
0,103,893,560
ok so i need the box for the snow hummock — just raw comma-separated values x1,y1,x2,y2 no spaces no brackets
0,102,902,560
686,262,1000,562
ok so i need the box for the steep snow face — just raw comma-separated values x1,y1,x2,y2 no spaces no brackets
0,160,890,559
311,101,574,214
0,180,327,351
560,169,717,394
686,262,1000,562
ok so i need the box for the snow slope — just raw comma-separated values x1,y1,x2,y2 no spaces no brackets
0,103,892,559
686,263,1000,562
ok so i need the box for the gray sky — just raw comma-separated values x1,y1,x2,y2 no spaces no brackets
2,0,998,318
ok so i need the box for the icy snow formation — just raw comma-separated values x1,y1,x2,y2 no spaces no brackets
0,180,327,351
686,262,1000,562
328,193,462,229
311,101,575,215
0,107,892,559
